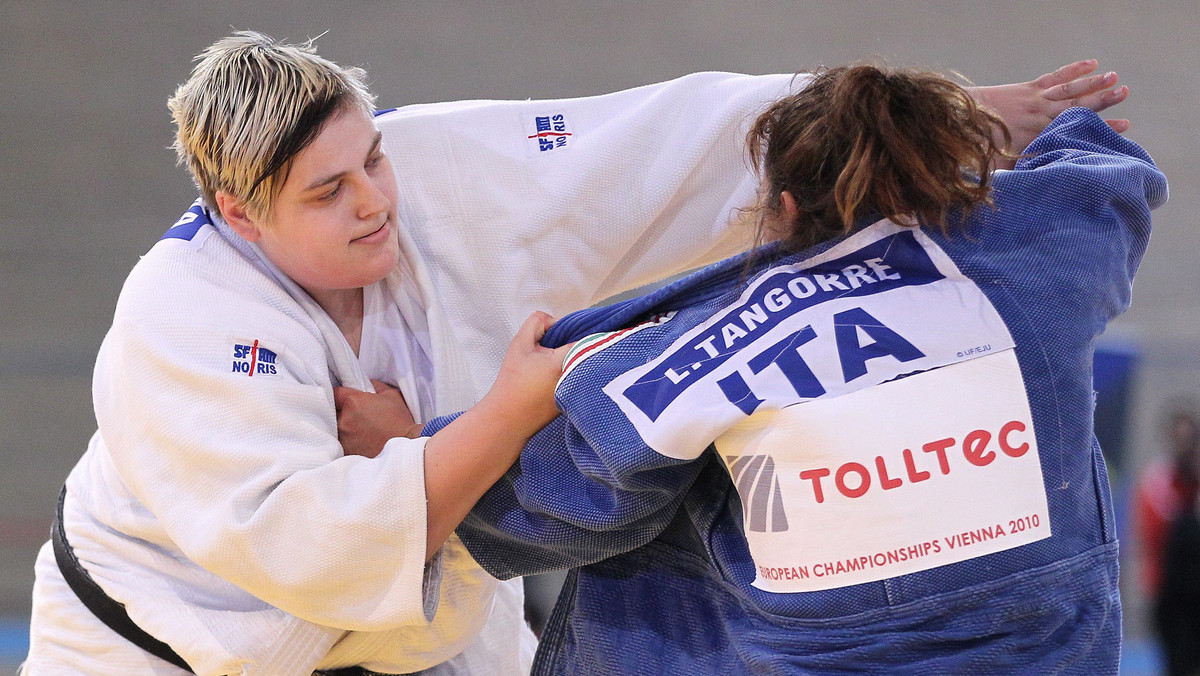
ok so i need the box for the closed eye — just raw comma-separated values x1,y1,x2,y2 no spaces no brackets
319,183,342,201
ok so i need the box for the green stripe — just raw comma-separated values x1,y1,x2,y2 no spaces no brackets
563,331,616,366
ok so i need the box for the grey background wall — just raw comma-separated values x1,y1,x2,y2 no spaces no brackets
1,1,1195,670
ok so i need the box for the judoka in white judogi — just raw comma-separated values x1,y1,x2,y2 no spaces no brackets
24,71,797,675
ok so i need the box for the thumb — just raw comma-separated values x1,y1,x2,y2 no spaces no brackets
552,341,578,367
1105,119,1131,134
369,378,397,394
519,311,556,342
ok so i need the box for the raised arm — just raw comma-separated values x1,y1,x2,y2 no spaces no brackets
376,65,1133,402
378,72,799,326
337,310,712,578
434,414,709,579
968,59,1130,168
994,106,1166,323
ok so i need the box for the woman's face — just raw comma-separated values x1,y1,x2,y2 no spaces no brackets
252,106,401,296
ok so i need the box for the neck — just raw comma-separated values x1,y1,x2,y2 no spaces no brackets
309,287,365,356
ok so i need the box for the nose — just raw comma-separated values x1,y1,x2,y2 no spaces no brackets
358,173,392,221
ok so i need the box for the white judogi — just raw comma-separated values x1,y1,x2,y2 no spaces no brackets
24,71,798,675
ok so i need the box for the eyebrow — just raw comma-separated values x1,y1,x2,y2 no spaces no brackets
302,131,384,193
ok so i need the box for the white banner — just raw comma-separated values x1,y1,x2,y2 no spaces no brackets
716,350,1050,592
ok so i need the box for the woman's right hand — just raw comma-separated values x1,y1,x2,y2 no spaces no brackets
480,311,574,436
968,59,1130,169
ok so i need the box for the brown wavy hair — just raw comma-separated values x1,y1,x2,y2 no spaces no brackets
747,64,1013,252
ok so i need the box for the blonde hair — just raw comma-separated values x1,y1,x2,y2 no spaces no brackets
167,31,376,219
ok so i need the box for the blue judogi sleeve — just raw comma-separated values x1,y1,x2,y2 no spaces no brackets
978,107,1165,333
422,269,738,577
436,416,706,578
427,108,1166,583
425,244,761,578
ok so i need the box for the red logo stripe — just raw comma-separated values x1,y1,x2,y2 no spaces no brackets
562,326,638,374
248,339,259,378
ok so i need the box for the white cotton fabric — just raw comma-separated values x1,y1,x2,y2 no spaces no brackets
23,71,798,675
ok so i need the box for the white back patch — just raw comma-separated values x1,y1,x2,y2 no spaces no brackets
717,349,1049,593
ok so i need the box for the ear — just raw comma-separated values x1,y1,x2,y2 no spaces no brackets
215,191,263,242
779,190,800,228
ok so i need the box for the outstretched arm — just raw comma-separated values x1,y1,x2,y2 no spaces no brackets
968,59,1130,168
340,375,702,578
447,414,708,579
419,313,570,560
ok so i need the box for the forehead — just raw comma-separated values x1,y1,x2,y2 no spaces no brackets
285,107,378,182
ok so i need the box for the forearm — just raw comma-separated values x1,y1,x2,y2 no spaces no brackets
416,405,713,579
458,455,706,579
422,395,543,560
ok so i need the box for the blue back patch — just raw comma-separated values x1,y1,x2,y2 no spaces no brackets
621,230,942,421
600,222,1017,461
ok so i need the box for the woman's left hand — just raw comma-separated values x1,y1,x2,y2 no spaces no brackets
969,59,1130,168
334,379,422,458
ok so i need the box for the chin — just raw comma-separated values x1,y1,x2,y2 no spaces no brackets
362,247,401,286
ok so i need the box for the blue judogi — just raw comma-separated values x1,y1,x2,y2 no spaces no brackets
428,108,1167,674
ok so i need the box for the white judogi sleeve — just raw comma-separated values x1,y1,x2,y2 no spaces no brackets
378,71,804,401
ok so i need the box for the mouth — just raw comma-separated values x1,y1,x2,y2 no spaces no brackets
352,220,391,244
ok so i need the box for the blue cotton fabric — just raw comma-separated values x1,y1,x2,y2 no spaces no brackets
427,108,1167,674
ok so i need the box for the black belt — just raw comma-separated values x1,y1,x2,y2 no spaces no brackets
318,670,410,676
52,487,408,675
52,486,194,672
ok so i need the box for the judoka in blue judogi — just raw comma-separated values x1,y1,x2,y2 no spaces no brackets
429,88,1167,674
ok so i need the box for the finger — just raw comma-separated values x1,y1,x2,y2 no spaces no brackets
1070,85,1129,113
369,378,398,394
1032,59,1099,89
1105,119,1131,134
521,311,555,341
1043,71,1118,102
371,379,410,406
332,386,351,411
552,341,578,364
532,310,556,329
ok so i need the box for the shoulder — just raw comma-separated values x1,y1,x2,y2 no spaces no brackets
117,229,274,322
110,217,329,380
